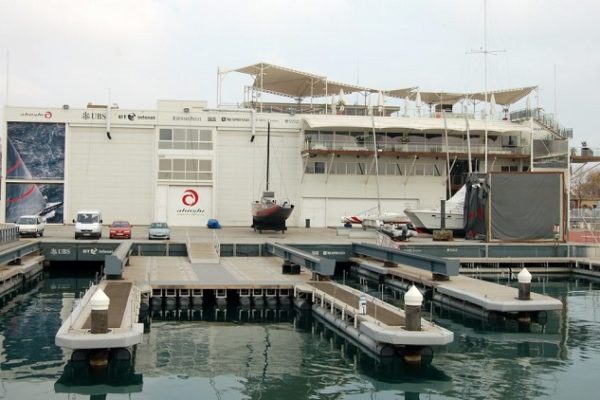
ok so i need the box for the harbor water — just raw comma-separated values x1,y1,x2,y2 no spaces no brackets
1,268,599,399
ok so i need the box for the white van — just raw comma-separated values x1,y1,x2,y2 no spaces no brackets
73,210,103,239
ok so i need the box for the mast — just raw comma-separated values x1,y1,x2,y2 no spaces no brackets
266,121,270,191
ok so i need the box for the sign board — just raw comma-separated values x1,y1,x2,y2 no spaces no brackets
167,186,212,226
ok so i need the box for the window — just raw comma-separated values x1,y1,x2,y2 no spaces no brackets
158,128,213,150
314,162,326,174
158,157,212,181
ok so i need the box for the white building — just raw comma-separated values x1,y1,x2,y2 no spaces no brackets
2,64,576,228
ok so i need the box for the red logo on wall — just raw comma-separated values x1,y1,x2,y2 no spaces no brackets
181,189,199,206
44,111,53,119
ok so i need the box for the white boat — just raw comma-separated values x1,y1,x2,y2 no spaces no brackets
404,185,467,234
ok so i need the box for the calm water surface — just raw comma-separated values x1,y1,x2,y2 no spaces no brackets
1,270,599,399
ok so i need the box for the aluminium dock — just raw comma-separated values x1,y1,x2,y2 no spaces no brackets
295,281,453,359
55,280,144,350
351,256,563,319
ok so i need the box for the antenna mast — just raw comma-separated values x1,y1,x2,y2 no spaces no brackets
266,121,270,191
467,0,504,173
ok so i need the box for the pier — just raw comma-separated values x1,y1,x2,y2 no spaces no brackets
5,225,600,367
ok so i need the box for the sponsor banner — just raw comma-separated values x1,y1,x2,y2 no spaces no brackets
167,186,212,226
5,107,157,125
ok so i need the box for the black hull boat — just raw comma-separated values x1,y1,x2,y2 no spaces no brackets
252,193,294,233
251,122,294,233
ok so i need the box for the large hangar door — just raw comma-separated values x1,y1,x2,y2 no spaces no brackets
68,127,154,224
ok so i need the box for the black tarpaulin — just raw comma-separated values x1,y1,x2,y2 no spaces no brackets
489,173,563,241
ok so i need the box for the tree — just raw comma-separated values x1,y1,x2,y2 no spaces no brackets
571,168,600,208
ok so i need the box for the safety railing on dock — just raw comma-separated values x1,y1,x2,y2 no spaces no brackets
213,230,221,262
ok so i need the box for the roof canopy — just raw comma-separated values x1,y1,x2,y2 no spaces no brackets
233,62,374,99
231,62,536,106
468,86,537,105
417,91,465,105
385,87,419,99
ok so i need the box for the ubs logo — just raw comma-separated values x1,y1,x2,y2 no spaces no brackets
181,189,199,206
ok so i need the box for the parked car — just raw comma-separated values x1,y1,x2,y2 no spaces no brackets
109,220,132,239
15,215,45,237
148,222,170,240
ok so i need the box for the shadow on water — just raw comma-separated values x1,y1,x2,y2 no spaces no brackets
54,359,143,399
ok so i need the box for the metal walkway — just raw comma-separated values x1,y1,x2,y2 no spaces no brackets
186,241,219,264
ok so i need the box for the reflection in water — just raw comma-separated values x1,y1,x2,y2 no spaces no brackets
54,360,143,398
0,271,599,399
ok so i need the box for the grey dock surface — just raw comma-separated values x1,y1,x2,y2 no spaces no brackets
123,255,312,288
295,281,453,346
352,257,563,313
55,280,143,350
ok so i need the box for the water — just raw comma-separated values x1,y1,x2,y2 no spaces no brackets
1,271,600,399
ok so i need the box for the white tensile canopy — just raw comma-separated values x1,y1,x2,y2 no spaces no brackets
233,62,376,99
230,62,536,107
467,86,537,105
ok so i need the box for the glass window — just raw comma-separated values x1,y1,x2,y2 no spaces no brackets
314,162,325,174
158,142,172,149
159,129,172,140
173,159,185,171
172,172,185,180
199,143,213,150
198,160,211,171
174,129,186,141
158,172,171,179
198,172,212,180
200,130,212,141
173,141,186,150
186,159,198,171
186,172,198,180
187,129,199,142
186,142,199,150
159,159,171,171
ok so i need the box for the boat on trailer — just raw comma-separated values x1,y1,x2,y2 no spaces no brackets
251,122,294,233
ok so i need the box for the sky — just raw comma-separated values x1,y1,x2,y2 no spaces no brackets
1,0,599,147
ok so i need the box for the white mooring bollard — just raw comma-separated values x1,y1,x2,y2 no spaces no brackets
517,268,532,301
404,285,423,331
91,288,110,334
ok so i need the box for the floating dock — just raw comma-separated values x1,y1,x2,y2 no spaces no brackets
295,281,453,360
351,256,563,320
55,280,144,351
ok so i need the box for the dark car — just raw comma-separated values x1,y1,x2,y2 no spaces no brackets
109,220,132,239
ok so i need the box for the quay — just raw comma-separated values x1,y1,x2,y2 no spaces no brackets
4,225,600,366
0,227,44,304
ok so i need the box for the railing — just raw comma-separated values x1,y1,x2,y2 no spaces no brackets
305,139,529,155
510,108,573,138
570,147,599,157
213,230,221,261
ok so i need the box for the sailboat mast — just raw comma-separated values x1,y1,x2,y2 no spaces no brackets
266,121,270,191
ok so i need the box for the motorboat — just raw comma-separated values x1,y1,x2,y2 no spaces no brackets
404,185,467,234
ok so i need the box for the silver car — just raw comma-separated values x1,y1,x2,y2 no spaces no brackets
148,222,170,240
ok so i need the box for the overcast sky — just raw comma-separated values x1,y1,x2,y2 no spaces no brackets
1,0,599,147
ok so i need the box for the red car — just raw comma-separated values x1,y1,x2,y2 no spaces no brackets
109,220,132,239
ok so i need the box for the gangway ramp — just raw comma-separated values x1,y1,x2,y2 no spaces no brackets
186,240,219,264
